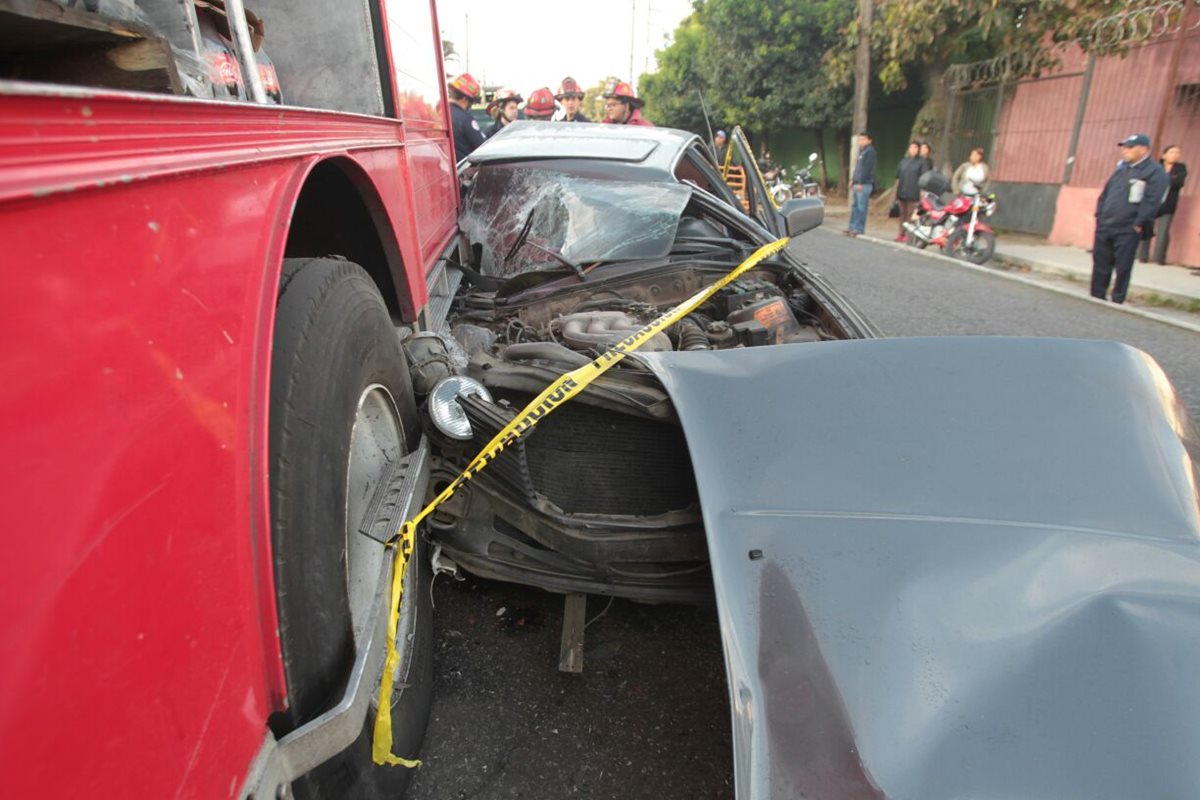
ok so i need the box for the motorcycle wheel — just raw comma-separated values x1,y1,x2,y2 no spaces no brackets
772,185,793,204
947,229,996,264
904,225,928,249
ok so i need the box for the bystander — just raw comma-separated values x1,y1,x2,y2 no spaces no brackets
894,141,928,242
1138,144,1187,265
1091,134,1169,304
847,131,875,237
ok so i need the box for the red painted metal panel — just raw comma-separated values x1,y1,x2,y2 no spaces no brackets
0,80,457,797
993,73,1083,184
1062,30,1199,264
1070,33,1194,187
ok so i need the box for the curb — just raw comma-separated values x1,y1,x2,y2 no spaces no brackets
990,251,1200,310
816,228,1200,335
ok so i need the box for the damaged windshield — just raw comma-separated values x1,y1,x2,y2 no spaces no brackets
461,166,692,276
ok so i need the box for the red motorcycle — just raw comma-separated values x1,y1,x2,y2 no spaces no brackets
903,172,998,264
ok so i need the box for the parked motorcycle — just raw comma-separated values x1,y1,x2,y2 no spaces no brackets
795,154,822,199
764,152,822,206
764,165,793,205
903,171,997,264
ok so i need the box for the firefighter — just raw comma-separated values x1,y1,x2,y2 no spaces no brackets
485,87,523,138
552,77,590,122
523,87,557,121
602,80,652,127
448,72,486,158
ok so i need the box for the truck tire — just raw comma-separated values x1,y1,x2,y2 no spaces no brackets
269,257,432,799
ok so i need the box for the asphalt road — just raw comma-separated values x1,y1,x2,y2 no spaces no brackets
408,228,1200,800
797,228,1200,418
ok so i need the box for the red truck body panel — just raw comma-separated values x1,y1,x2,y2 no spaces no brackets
0,2,458,795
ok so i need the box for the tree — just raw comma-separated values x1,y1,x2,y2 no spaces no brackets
825,0,1133,142
698,0,853,153
640,0,853,158
640,14,710,133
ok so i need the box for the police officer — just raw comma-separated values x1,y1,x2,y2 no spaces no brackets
602,80,653,126
552,77,590,122
1090,134,1169,304
448,73,486,159
485,87,523,138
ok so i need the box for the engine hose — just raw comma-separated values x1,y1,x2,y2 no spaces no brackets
574,297,635,312
499,342,591,367
677,317,710,351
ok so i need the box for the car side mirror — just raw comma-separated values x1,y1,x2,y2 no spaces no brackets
778,197,823,236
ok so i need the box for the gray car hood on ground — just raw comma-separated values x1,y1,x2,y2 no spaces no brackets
644,337,1200,800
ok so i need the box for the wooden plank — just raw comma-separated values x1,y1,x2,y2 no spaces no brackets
558,593,587,674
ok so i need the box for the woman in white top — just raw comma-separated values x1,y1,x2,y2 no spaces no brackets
952,147,991,195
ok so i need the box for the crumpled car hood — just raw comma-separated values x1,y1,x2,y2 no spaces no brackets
643,337,1200,800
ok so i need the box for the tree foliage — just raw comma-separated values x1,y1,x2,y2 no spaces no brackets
640,15,710,134
640,0,853,144
823,0,1136,139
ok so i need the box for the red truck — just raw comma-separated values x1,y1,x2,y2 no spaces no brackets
0,1,459,797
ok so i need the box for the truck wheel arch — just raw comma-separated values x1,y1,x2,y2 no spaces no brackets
283,156,416,322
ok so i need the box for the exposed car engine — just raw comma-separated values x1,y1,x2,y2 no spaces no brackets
446,265,832,372
401,258,849,603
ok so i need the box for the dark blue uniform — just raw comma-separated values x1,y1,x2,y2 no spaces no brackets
450,103,486,160
1090,156,1169,303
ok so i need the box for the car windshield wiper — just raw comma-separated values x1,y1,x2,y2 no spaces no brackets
501,205,587,281
496,267,578,298
521,240,588,282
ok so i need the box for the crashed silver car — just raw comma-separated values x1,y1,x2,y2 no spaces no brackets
407,122,876,602
409,123,1200,797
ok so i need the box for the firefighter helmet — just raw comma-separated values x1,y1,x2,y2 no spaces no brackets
555,77,585,100
603,79,644,109
487,87,523,116
448,72,482,103
523,87,557,119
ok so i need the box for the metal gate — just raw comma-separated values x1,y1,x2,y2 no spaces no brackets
945,86,1001,172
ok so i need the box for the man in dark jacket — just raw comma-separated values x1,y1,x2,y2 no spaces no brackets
847,131,875,237
448,73,486,160
894,140,928,242
1090,134,1170,304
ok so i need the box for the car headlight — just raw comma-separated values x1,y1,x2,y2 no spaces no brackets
429,376,492,440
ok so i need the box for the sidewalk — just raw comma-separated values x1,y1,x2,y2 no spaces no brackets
993,240,1200,308
824,204,1200,309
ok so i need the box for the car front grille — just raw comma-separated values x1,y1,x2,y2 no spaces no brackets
461,391,699,516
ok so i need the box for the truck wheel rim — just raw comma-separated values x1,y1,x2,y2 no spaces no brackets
345,385,419,690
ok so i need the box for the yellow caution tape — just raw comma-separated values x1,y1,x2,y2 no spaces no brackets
372,236,790,767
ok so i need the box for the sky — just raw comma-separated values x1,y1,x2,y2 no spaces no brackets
436,0,695,95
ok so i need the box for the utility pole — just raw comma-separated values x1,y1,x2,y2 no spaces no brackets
644,0,653,77
629,0,637,83
848,0,872,208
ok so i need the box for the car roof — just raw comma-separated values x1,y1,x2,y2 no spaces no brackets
466,121,701,176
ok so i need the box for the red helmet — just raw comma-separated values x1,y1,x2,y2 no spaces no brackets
448,72,481,103
523,87,557,119
603,79,643,109
487,87,523,116
555,77,585,100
